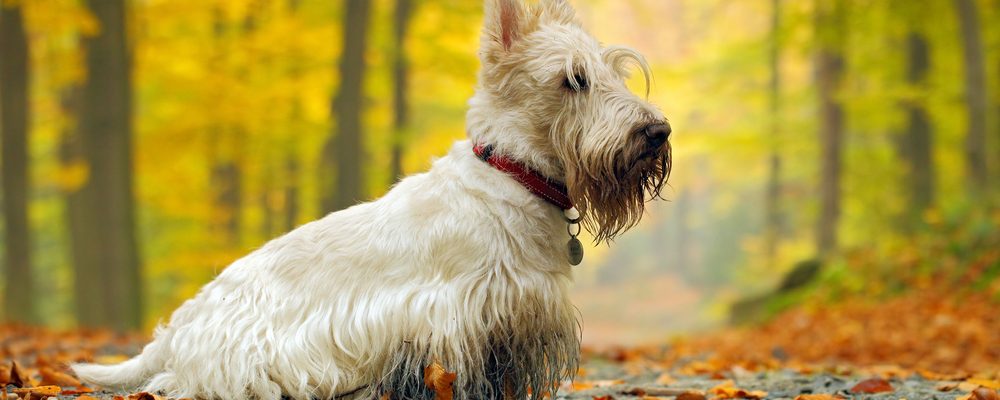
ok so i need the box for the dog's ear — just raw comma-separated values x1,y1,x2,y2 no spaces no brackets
483,0,527,53
536,0,577,25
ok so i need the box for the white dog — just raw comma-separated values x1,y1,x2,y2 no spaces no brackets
73,0,671,398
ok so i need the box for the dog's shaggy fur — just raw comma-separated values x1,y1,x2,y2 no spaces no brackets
73,0,670,399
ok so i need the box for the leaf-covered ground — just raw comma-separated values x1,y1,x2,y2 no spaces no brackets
1,291,997,399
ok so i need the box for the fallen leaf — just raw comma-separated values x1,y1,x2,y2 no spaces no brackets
0,363,10,385
77,396,99,400
962,382,986,392
61,387,96,395
708,381,767,399
39,367,81,387
423,362,457,400
850,378,894,394
10,361,27,388
129,392,167,400
676,391,707,400
653,372,674,385
971,388,1000,400
968,380,1000,390
592,380,626,387
938,382,961,392
11,386,62,397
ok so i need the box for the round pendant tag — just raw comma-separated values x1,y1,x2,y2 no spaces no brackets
567,237,584,266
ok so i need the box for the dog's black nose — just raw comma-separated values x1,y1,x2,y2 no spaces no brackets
643,122,671,149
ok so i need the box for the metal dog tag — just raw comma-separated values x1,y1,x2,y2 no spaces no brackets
567,236,584,266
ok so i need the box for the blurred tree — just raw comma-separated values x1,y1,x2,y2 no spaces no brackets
282,0,305,232
814,0,846,257
73,0,142,330
284,158,300,232
673,189,691,281
763,0,782,267
209,8,245,247
60,86,105,327
1,0,36,323
898,6,935,220
953,0,989,192
389,0,414,184
321,0,372,213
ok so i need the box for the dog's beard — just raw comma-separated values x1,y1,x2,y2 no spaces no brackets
567,139,671,243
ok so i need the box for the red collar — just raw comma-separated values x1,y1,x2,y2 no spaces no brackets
473,144,574,210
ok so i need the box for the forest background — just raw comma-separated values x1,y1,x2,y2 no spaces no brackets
1,0,998,346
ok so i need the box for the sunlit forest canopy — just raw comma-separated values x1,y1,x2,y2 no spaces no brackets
1,0,998,343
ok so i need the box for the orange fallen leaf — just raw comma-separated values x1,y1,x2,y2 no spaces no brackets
968,379,1000,390
972,388,1000,400
0,363,10,385
708,381,767,399
423,362,457,400
676,391,707,400
920,370,971,381
11,385,62,397
850,378,894,394
9,361,28,388
592,396,614,400
129,392,168,400
963,382,989,392
795,395,844,400
39,367,81,387
77,396,99,400
61,386,96,395
573,379,625,391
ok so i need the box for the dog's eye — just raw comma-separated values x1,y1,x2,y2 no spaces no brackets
563,73,589,92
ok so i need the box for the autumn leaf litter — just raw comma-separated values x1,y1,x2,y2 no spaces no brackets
2,291,998,399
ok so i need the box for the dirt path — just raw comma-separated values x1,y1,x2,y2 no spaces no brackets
558,356,995,400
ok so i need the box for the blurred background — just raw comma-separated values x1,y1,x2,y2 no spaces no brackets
0,0,997,347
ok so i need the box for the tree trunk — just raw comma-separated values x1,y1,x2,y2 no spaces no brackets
953,0,989,192
389,0,413,185
260,173,274,240
814,0,845,257
284,157,299,232
320,0,372,213
76,0,142,330
0,1,35,323
212,161,242,246
59,88,104,327
207,9,244,247
899,29,934,217
282,0,302,231
763,0,782,267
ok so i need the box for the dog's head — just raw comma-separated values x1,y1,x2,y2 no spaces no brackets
468,0,671,242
